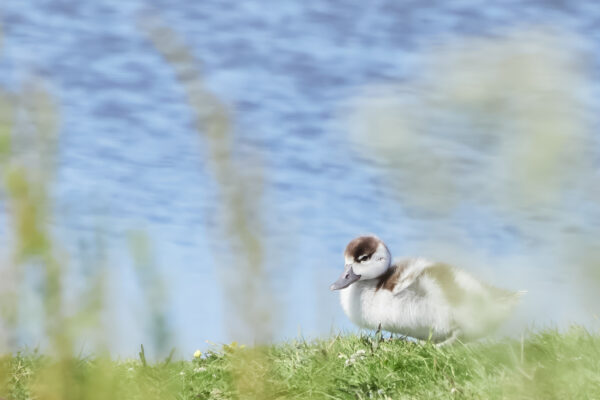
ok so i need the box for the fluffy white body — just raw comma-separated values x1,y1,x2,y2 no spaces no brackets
331,237,523,344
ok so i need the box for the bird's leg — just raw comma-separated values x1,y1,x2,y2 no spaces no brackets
375,323,383,344
435,329,461,348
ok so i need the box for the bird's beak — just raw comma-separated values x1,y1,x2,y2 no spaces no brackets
330,265,361,291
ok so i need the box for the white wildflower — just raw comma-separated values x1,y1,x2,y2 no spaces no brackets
351,349,367,359
345,348,369,367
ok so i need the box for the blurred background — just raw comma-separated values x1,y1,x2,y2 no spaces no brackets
0,0,599,358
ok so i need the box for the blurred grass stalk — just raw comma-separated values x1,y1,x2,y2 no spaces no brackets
138,13,276,398
0,73,81,398
349,28,587,213
138,13,275,346
0,34,129,398
128,231,172,356
0,77,67,354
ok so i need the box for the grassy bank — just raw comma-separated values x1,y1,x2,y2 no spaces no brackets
1,327,599,400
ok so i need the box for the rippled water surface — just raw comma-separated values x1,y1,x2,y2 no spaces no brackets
1,1,600,355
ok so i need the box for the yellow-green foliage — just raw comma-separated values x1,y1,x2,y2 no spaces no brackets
0,95,12,160
348,28,589,214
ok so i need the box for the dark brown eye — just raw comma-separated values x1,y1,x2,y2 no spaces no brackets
357,254,370,262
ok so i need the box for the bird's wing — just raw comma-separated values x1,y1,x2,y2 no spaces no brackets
389,257,435,296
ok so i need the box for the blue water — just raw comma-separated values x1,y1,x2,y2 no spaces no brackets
1,1,600,357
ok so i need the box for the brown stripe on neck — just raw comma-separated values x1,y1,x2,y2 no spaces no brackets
376,264,406,292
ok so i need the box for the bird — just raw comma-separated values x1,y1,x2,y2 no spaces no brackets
330,235,524,346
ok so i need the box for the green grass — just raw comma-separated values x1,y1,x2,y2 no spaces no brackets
1,327,599,400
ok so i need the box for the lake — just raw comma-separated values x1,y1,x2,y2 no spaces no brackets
1,0,599,357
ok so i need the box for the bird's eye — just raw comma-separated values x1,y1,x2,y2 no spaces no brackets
357,254,370,262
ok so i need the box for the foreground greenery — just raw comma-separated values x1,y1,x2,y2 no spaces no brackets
1,327,599,400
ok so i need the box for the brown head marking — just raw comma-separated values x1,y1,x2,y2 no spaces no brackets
344,236,380,261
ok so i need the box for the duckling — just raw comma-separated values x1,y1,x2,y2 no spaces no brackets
330,235,524,345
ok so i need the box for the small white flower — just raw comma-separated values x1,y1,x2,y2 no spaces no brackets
350,349,367,360
127,367,134,372
194,367,207,373
345,358,355,367
179,371,185,376
338,353,347,359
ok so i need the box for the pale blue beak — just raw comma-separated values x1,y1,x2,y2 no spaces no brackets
330,266,361,290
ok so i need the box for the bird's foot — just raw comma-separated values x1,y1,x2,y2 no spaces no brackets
435,329,461,348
